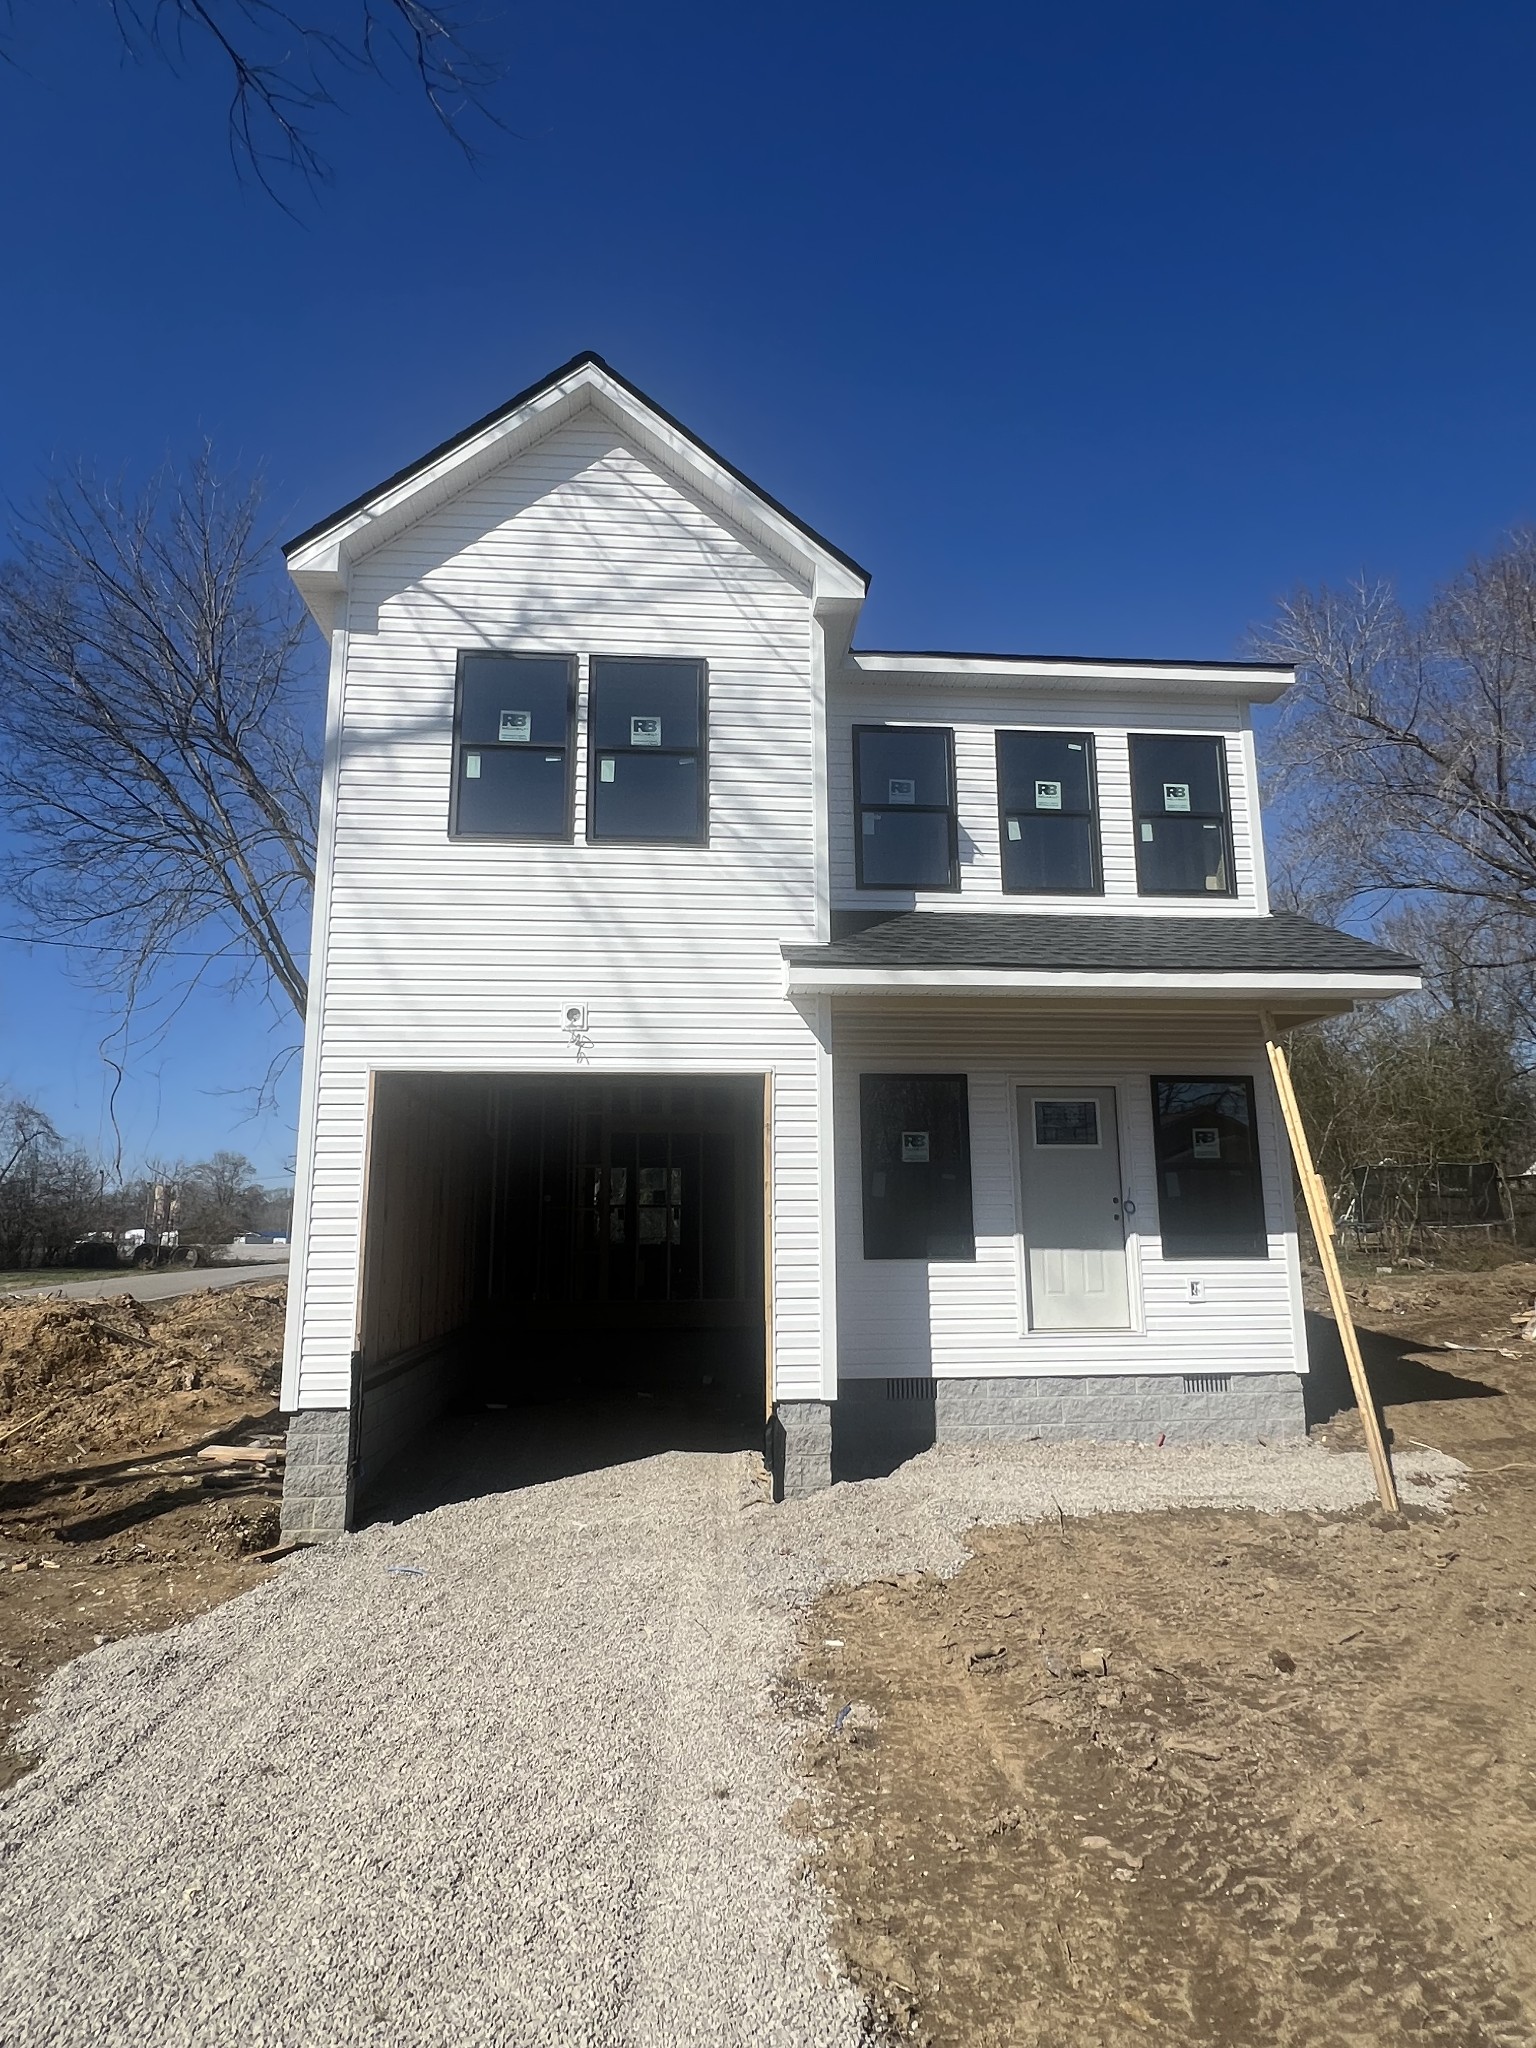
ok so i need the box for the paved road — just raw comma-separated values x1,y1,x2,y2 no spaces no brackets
0,1259,288,1305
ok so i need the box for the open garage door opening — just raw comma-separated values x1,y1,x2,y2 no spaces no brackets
351,1072,768,1518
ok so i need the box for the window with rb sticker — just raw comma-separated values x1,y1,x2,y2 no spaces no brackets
451,652,575,840
996,731,1102,894
853,726,958,890
860,1074,975,1258
1151,1076,1267,1256
588,658,707,844
1129,736,1235,896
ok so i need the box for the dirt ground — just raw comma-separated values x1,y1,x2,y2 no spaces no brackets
0,1281,286,1788
794,1260,1536,2048
7,1263,1536,2042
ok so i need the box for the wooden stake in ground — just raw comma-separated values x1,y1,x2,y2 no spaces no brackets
1263,1018,1399,1513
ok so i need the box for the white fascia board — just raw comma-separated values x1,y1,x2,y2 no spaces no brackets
284,362,866,610
842,652,1293,700
591,389,867,604
785,964,1422,1001
284,379,580,577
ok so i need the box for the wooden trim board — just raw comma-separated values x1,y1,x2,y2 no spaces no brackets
1263,1019,1399,1513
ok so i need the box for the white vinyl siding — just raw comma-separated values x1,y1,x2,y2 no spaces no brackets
285,414,831,1410
283,391,1313,1428
832,1003,1305,1383
828,684,1263,914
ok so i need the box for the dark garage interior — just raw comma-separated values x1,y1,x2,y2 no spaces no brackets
350,1071,768,1513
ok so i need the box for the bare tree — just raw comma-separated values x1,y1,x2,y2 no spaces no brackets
0,451,320,1031
7,3,504,197
106,1149,279,1244
1256,533,1536,1041
1287,1007,1536,1193
179,1147,267,1242
0,1096,104,1268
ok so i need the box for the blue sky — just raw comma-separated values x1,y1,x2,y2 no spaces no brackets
2,1,1534,1179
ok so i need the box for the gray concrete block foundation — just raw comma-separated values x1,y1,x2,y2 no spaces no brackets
280,1408,354,1543
822,1372,1307,1485
773,1400,833,1500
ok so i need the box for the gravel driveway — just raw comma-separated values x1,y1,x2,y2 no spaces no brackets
0,1413,1462,2048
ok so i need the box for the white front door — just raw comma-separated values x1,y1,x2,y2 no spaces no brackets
1018,1087,1132,1330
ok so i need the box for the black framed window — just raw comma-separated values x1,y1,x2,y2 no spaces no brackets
1130,734,1235,896
996,730,1101,894
854,726,958,890
451,653,575,840
859,1073,975,1260
588,657,707,845
1151,1076,1268,1258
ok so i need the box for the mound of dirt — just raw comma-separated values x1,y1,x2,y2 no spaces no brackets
0,1284,284,1470
1329,1257,1536,1341
1,1280,289,1788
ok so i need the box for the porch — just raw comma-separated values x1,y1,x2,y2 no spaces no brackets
773,904,1419,1490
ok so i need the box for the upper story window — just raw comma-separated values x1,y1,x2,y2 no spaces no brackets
854,725,958,891
996,731,1102,894
588,658,707,845
1129,735,1235,896
451,653,575,840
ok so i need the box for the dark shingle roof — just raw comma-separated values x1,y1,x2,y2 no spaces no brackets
783,911,1418,977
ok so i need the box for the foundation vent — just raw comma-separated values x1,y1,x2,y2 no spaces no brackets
1183,1373,1232,1396
886,1377,938,1402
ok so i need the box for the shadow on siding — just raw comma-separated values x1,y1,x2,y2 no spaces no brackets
831,1260,938,1481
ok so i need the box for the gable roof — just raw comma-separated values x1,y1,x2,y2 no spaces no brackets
282,357,1293,694
282,352,869,632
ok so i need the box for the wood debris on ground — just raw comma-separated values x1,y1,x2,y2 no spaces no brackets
0,1282,287,1788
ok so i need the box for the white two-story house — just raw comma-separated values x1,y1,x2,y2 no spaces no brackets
278,353,1418,1540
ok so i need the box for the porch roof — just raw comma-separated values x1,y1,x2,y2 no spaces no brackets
782,911,1420,1007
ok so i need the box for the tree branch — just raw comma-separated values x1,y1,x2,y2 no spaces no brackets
0,450,321,1033
97,0,505,199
